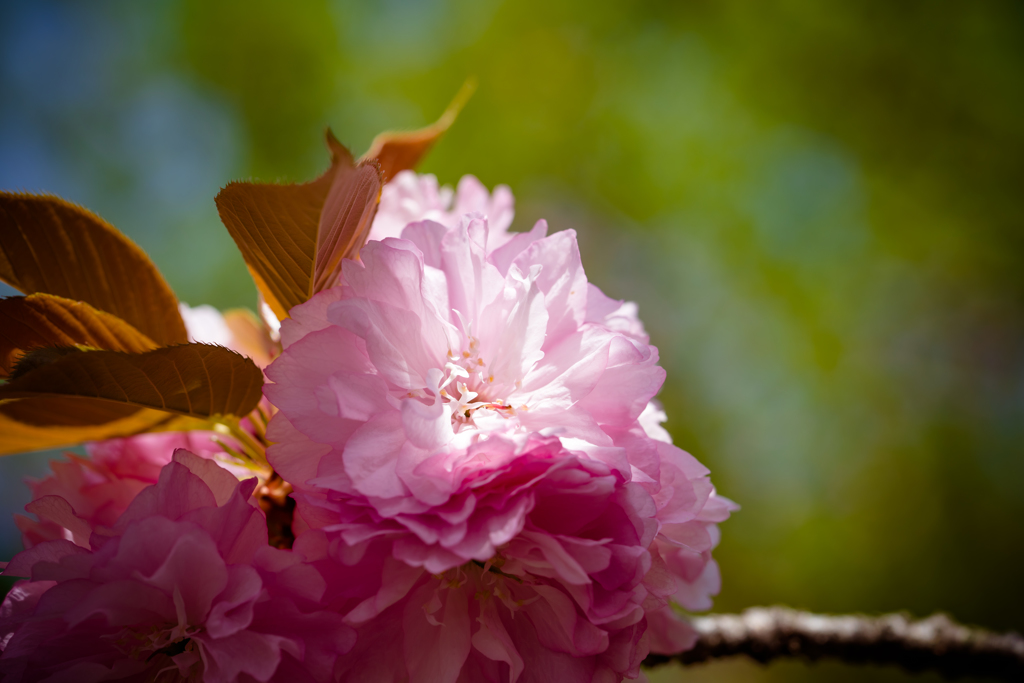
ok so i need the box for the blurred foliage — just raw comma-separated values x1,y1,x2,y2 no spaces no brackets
179,0,340,178
2,1,1023,681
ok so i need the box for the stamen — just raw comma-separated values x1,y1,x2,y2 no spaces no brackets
429,334,524,428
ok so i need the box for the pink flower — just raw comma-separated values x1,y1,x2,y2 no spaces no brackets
369,171,515,244
294,435,726,682
264,214,734,681
0,450,353,683
16,432,234,549
267,219,664,498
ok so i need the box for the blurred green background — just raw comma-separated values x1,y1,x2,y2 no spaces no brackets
1,1,1023,681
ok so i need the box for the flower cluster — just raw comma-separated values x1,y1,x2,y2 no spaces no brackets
1,449,351,682
0,171,733,682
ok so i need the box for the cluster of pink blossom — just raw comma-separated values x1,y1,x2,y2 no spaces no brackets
0,172,734,682
1,450,351,682
15,432,231,550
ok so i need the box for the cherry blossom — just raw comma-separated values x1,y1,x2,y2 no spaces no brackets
0,450,352,682
369,171,515,244
265,203,734,681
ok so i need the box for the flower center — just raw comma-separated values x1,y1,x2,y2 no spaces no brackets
437,336,519,427
111,587,203,677
113,622,201,667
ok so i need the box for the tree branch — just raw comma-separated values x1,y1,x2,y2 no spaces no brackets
644,607,1024,681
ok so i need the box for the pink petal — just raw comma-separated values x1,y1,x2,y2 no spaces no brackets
511,229,588,343
332,411,407,499
403,581,472,683
64,579,173,628
470,598,524,682
3,540,88,580
23,496,91,548
171,449,239,506
205,564,262,638
265,414,331,488
198,629,286,683
523,584,609,657
136,526,229,624
645,606,698,655
401,393,453,451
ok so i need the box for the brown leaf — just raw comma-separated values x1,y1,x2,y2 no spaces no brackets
0,344,264,420
0,396,142,427
360,79,476,181
218,174,331,321
216,133,383,320
0,293,158,377
313,158,383,293
0,193,188,346
0,406,185,457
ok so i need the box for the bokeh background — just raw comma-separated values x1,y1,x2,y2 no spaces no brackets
1,1,1023,681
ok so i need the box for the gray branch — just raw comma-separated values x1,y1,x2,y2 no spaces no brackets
644,607,1024,681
